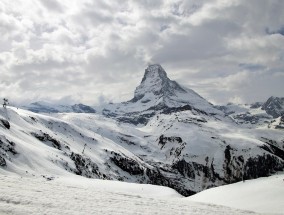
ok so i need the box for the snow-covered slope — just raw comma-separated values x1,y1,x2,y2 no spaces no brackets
0,174,261,215
1,105,284,196
188,173,284,214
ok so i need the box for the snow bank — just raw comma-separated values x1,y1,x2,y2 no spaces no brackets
188,173,284,214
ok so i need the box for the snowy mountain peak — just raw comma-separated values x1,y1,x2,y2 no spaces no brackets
141,64,168,83
102,65,222,125
132,64,188,104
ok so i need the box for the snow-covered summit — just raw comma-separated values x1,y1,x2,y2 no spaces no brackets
131,64,216,111
133,64,186,101
103,64,222,124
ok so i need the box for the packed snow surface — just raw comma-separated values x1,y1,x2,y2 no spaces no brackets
188,173,284,214
0,174,262,215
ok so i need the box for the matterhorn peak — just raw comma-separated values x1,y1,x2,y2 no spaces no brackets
102,64,223,124
133,64,184,102
141,64,168,84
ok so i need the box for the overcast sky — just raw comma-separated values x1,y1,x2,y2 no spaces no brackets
0,0,283,106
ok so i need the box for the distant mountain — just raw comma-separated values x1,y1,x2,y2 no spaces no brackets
216,97,284,129
23,102,96,114
103,64,222,125
261,96,284,118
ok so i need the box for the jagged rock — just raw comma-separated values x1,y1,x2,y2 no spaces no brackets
110,152,144,175
70,152,105,178
31,132,61,150
245,154,284,179
262,96,284,118
0,156,6,167
0,137,17,167
0,119,10,129
0,137,17,156
159,135,182,147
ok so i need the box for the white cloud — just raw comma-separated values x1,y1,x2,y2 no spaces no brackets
0,0,283,106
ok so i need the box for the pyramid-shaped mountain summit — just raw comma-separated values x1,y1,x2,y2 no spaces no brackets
103,64,222,124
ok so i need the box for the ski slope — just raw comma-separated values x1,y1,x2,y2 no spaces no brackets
0,174,261,215
188,173,284,214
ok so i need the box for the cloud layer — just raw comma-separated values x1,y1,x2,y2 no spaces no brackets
0,0,283,106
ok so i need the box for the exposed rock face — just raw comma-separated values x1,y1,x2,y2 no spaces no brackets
31,131,62,150
0,136,17,167
0,156,6,166
262,96,284,118
0,119,10,129
110,151,144,175
245,154,283,178
70,152,105,178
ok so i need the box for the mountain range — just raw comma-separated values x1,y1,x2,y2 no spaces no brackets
1,64,284,196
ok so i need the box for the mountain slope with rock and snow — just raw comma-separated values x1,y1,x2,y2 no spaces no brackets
216,97,284,129
1,64,284,199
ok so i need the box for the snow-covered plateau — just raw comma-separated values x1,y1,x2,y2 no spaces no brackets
1,64,284,214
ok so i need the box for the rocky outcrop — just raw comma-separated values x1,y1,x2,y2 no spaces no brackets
31,131,61,150
262,96,284,118
245,154,284,178
0,156,6,167
0,136,17,167
70,152,105,179
145,168,196,196
0,119,10,129
110,151,144,175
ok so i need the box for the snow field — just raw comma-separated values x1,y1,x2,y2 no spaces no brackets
0,174,260,215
